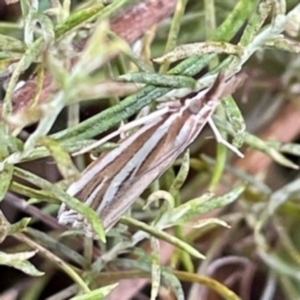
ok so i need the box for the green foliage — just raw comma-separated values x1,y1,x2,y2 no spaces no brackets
1,0,300,299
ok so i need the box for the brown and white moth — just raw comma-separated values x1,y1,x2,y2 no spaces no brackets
58,72,245,235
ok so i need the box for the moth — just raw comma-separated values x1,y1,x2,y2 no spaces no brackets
58,72,245,235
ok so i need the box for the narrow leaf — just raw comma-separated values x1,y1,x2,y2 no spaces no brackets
71,284,118,300
0,250,44,276
0,163,13,201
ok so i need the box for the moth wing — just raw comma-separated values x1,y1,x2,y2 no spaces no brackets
100,147,180,230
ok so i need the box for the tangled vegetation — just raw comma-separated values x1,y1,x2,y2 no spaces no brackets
1,0,300,299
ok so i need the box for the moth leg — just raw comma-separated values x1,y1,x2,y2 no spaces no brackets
208,117,244,158
119,121,128,139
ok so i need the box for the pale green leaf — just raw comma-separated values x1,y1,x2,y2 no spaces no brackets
0,250,44,276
